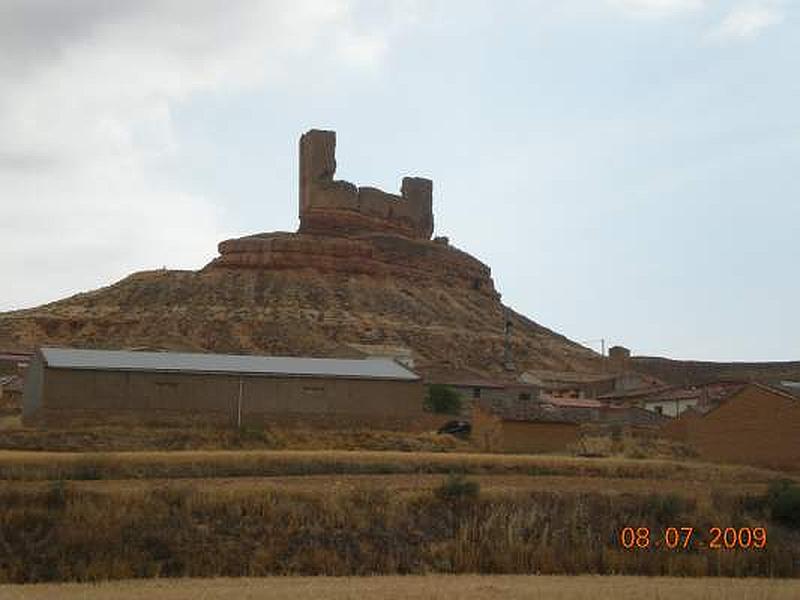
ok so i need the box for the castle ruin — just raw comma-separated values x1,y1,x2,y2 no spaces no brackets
210,129,496,295
298,130,434,239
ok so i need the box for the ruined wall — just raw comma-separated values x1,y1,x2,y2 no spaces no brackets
298,130,433,240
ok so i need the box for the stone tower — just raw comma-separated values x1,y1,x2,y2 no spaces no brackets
298,129,434,239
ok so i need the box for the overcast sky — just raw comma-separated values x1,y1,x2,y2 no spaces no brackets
0,0,797,361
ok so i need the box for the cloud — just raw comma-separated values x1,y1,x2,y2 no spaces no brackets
609,0,707,19
706,4,784,41
0,1,406,310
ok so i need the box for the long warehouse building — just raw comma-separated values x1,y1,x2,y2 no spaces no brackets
23,347,427,427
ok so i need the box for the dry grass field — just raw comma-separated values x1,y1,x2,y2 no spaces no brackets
0,423,797,584
0,472,772,500
0,446,797,582
0,419,469,452
2,575,799,600
0,448,788,483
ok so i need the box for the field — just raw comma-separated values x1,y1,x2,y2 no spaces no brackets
0,448,781,483
0,440,798,583
2,575,800,599
0,418,797,585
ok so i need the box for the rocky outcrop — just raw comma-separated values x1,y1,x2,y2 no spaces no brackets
210,129,494,294
210,232,497,296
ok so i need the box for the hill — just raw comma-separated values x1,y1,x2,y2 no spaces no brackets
0,129,600,378
0,265,598,378
632,356,800,386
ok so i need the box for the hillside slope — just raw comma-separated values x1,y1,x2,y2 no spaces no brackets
0,265,599,378
631,356,800,386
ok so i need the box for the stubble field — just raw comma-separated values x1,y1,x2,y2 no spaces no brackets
3,575,800,600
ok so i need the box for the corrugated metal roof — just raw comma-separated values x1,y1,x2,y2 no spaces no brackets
40,347,419,381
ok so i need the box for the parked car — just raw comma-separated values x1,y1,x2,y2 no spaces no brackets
436,420,472,437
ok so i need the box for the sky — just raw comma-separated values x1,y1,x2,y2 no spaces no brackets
0,0,797,361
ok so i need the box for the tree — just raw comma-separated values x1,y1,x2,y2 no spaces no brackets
424,384,462,414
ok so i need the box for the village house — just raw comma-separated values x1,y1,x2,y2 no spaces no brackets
0,351,30,375
661,383,800,471
0,375,24,412
471,403,582,454
519,369,616,399
599,381,745,418
424,373,540,418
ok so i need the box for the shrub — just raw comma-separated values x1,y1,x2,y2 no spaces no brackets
768,480,800,529
435,473,480,502
233,424,273,446
644,493,689,523
46,480,67,510
424,385,462,415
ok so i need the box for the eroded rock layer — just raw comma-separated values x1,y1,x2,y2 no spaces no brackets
210,232,497,296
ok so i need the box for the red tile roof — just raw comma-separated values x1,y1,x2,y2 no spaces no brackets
544,397,605,409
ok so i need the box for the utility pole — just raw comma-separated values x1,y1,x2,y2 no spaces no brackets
580,338,606,357
580,338,607,371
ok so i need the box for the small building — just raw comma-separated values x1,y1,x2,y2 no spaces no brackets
640,388,702,418
600,381,745,418
0,375,24,412
541,396,604,422
424,374,540,418
598,405,671,427
471,404,581,454
608,345,631,370
520,369,618,399
23,347,426,428
661,383,800,471
0,351,31,375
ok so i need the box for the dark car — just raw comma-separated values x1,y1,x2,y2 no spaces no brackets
436,420,472,437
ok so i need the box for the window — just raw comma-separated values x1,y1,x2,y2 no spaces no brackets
519,392,531,401
472,387,481,399
653,405,663,415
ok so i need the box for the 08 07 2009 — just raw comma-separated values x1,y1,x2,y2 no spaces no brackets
618,526,767,550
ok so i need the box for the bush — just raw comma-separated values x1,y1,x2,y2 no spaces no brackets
435,473,480,502
644,493,689,523
768,480,800,529
233,424,272,446
46,481,67,510
424,385,462,415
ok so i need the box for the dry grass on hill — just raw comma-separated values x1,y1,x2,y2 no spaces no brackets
3,575,800,600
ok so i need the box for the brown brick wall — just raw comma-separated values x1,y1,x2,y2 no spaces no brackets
663,385,800,471
500,421,580,454
30,367,426,428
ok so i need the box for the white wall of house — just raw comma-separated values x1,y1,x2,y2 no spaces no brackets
643,398,698,418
